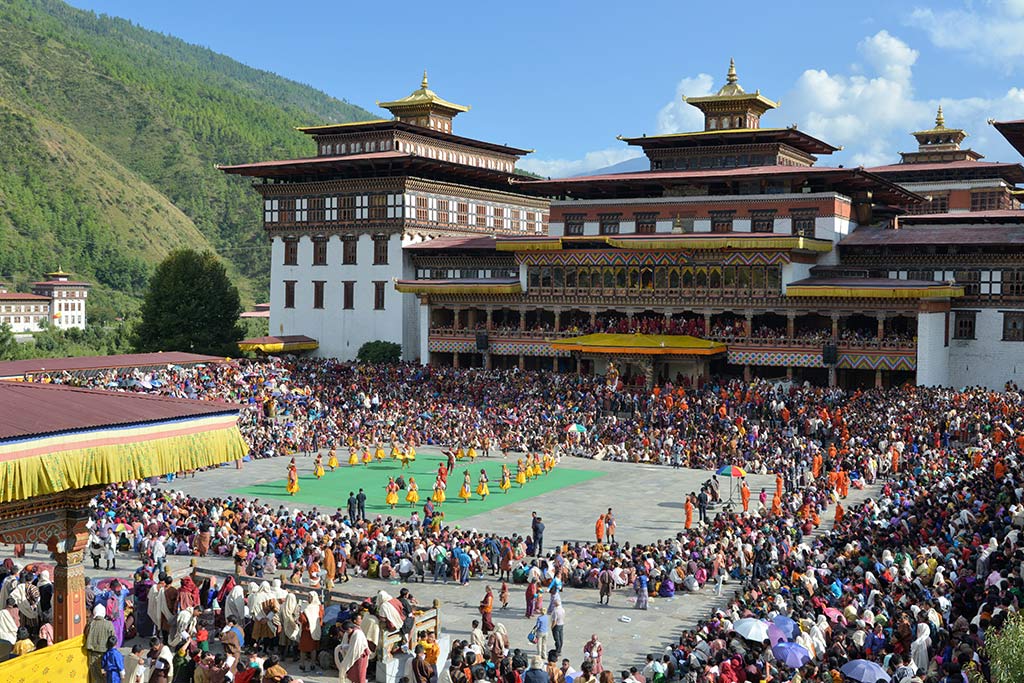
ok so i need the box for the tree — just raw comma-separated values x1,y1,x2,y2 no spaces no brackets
0,322,16,360
134,249,242,355
983,612,1024,683
357,340,401,364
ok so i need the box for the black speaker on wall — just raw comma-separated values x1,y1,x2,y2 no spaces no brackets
822,343,839,365
476,332,489,351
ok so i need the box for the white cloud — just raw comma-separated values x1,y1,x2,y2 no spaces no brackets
908,1,1024,64
656,73,715,135
517,146,643,178
524,28,1024,177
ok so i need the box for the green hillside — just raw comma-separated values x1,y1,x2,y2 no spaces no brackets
0,0,375,319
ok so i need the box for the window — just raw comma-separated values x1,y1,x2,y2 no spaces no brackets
971,190,1010,212
907,193,949,215
534,211,544,234
373,281,386,310
313,281,325,309
980,270,1002,297
428,197,438,222
283,240,298,266
342,236,358,265
386,194,403,218
564,214,585,236
1003,312,1024,341
284,281,296,309
791,209,818,237
710,211,734,233
599,214,620,235
295,198,308,222
326,197,338,221
751,210,776,233
635,212,658,235
342,281,355,310
373,234,389,265
313,238,328,266
953,311,976,340
355,195,369,220
485,205,495,229
264,199,279,223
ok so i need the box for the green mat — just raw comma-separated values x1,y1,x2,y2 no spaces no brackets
231,453,605,522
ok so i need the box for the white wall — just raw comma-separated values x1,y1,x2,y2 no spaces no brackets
780,262,814,292
948,308,1024,390
268,234,404,361
915,311,950,387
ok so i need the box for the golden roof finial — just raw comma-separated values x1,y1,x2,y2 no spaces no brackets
726,58,738,85
935,105,945,128
421,70,429,89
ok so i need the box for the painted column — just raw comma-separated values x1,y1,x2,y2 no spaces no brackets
745,312,753,340
786,313,795,339
876,313,885,340
486,308,493,331
453,352,460,369
51,508,91,641
831,313,839,339
554,310,561,333
875,369,883,389
743,365,752,382
518,354,525,371
453,307,462,331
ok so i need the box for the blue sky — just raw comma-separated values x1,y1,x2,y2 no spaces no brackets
68,0,1024,176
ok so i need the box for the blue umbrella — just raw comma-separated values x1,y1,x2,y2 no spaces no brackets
839,659,891,683
772,615,800,639
771,642,810,669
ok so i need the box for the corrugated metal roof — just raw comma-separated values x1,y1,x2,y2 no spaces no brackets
0,352,226,379
0,382,240,441
841,224,1024,246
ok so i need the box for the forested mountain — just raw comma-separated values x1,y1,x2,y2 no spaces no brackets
0,0,375,320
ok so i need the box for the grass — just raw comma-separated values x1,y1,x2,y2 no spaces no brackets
231,453,606,522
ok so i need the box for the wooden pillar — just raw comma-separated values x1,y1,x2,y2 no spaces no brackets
486,308,493,331
518,354,525,371
453,307,462,331
52,507,91,642
743,364,752,382
589,310,597,329
786,313,795,339
484,353,492,370
703,311,712,336
828,366,837,387
575,355,581,375
467,309,477,329
876,313,885,340
875,369,883,389
831,313,839,340
786,366,794,380
452,352,460,368
745,312,753,340
519,307,527,332
554,310,561,333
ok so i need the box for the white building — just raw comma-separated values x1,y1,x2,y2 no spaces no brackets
31,271,89,330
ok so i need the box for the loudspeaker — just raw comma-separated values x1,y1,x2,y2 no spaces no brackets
822,343,838,365
476,331,489,351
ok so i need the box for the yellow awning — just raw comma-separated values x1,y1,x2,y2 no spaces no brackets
551,333,727,356
495,238,563,252
606,236,833,252
237,336,319,353
786,284,964,299
395,281,522,295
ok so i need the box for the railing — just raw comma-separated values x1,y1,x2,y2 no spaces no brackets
428,328,917,350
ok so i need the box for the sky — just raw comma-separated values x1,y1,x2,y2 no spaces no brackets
67,0,1024,177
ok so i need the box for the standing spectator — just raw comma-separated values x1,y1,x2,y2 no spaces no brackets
531,612,549,657
100,635,125,683
86,605,116,683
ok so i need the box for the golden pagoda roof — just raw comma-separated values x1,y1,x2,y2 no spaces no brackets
911,106,967,138
683,58,779,110
377,71,470,114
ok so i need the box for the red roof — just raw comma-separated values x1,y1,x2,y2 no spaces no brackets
0,293,50,301
32,281,91,287
296,120,533,156
405,236,499,251
841,224,1024,247
218,150,408,172
867,159,1024,183
900,210,1024,224
993,119,1024,158
516,165,921,204
0,381,241,441
0,352,227,379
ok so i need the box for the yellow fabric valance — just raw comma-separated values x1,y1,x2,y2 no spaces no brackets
786,284,964,299
551,333,727,356
495,238,563,251
0,419,246,504
237,339,319,353
0,634,87,681
395,282,522,295
605,236,833,252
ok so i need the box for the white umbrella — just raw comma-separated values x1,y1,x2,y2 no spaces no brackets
732,617,770,642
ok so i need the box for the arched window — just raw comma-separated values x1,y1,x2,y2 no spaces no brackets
655,268,667,290
709,269,722,289
629,269,640,289
615,268,627,289
578,269,590,289
603,268,615,289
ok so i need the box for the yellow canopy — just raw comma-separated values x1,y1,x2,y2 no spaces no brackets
551,333,727,356
395,280,522,295
237,336,319,353
786,283,964,299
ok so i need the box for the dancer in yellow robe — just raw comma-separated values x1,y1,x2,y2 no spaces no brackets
286,459,300,496
499,464,512,493
406,477,420,506
348,447,359,466
432,475,446,504
516,459,527,487
385,477,399,509
313,454,325,479
476,469,490,501
327,449,339,471
459,470,473,502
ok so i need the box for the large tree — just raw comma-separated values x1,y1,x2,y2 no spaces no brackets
134,249,242,355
